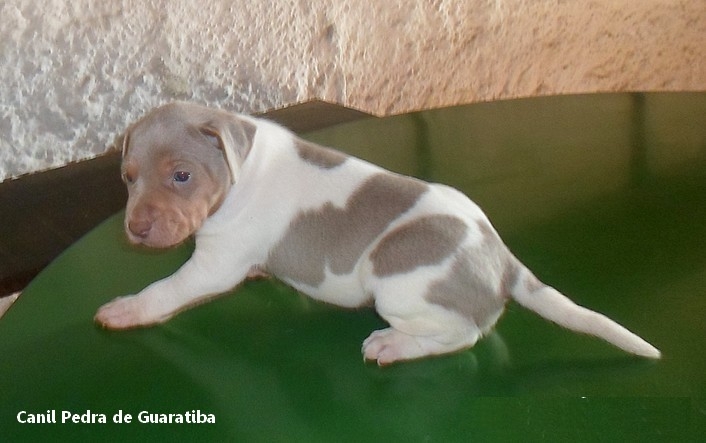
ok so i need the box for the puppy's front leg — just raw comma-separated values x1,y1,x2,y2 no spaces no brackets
95,249,251,329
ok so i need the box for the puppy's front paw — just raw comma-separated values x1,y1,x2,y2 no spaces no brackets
95,295,150,330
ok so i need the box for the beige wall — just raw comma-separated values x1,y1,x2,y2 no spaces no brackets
1,0,704,181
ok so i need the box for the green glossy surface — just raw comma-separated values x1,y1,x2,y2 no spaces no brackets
2,93,704,441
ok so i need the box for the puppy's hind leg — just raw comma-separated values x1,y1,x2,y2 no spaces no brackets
362,290,484,366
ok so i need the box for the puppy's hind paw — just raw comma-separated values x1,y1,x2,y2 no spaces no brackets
362,328,426,366
362,326,476,366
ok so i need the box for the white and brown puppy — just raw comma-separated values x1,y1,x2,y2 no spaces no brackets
95,102,661,365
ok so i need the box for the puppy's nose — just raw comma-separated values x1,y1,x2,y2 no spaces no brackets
128,220,152,239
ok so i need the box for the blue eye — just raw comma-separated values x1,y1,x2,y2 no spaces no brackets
173,171,191,182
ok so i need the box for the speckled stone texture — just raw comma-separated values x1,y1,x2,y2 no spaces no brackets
1,0,704,181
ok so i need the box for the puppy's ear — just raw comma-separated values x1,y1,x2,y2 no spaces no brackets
109,131,130,157
200,116,256,184
121,132,131,157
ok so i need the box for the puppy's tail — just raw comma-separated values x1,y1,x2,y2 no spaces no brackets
509,265,661,359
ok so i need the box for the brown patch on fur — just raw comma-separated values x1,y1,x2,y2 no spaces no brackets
267,173,429,286
294,139,348,169
370,215,467,276
425,218,513,329
426,254,508,331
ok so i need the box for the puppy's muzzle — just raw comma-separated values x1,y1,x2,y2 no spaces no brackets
128,219,152,240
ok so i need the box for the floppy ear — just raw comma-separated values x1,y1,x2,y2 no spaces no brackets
200,115,256,184
108,131,130,156
121,132,130,157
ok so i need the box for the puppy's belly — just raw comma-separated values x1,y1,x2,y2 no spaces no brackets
281,270,372,308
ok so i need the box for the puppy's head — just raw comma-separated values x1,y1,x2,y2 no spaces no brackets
118,102,256,248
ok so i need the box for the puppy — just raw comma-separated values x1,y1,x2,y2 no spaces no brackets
95,102,661,365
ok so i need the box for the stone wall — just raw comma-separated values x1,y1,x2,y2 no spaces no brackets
1,0,704,181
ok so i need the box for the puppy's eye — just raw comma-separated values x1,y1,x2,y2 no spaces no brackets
173,171,191,183
122,172,135,184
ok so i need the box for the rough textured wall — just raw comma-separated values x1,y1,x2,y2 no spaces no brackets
1,0,704,181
